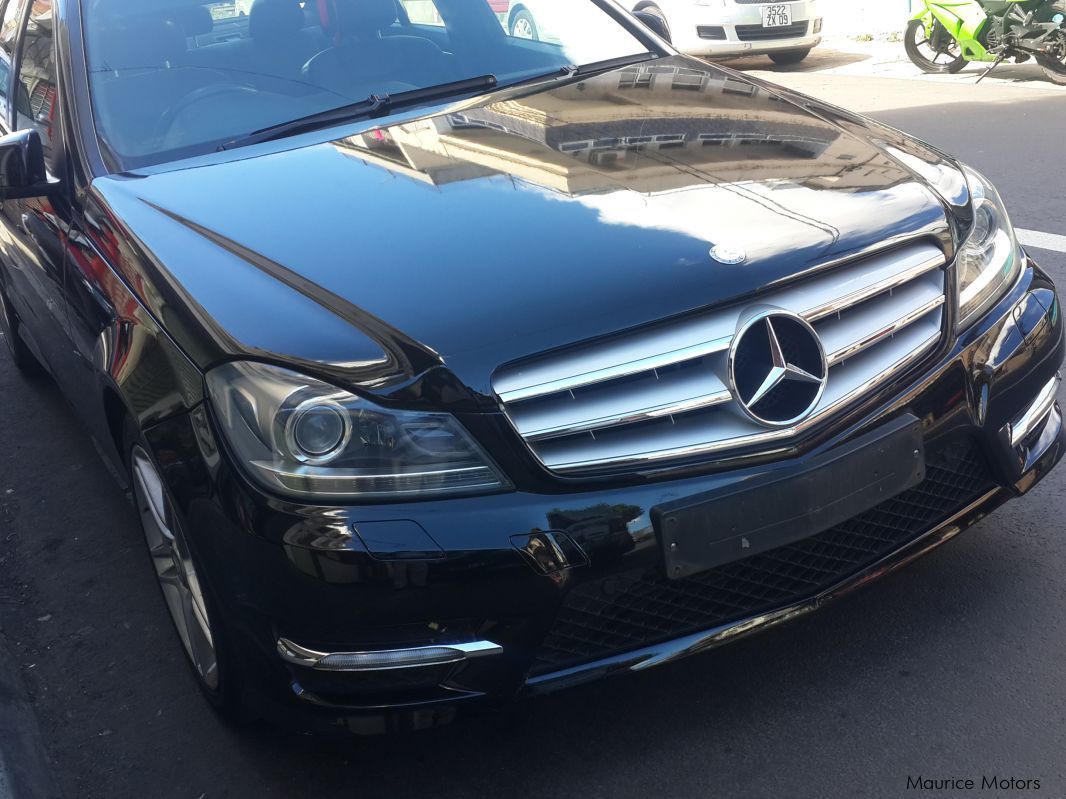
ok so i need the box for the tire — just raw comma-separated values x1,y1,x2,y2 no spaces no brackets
0,288,45,378
633,3,672,44
904,18,967,74
768,48,811,66
1039,58,1066,84
1037,15,1066,85
1038,59,1066,84
126,426,243,719
509,8,538,40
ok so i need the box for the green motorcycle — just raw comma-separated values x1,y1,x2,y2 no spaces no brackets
906,0,1066,84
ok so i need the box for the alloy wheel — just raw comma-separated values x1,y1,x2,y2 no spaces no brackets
0,292,15,359
905,19,967,74
512,16,534,39
132,446,219,690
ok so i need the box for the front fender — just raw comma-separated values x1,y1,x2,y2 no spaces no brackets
925,1,989,40
911,1,991,60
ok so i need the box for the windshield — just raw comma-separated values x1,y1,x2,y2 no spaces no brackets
83,0,651,169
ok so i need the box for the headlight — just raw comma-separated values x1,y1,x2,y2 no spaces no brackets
956,166,1022,329
205,361,509,500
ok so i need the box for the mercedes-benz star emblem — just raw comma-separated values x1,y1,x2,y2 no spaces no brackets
710,244,747,265
727,310,828,428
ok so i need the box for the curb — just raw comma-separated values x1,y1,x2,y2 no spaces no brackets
0,636,61,799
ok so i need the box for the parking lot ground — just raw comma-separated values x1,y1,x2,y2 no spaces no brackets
0,63,1065,799
723,36,1066,94
738,68,1066,114
0,639,59,799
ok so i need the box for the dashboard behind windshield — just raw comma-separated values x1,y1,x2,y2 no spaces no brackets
83,0,649,169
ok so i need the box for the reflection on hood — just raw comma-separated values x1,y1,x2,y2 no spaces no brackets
92,57,949,393
334,60,929,261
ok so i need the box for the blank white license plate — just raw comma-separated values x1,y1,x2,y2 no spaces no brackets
761,4,792,27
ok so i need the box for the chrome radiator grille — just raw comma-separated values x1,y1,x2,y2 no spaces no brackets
492,242,947,474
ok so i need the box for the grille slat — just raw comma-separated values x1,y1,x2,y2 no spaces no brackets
514,367,731,442
736,21,810,41
817,271,945,365
532,439,995,674
532,320,942,472
493,242,948,474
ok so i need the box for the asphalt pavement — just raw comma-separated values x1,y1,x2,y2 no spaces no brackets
733,36,1066,94
1,65,1066,799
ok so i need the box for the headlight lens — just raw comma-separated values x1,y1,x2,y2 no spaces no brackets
956,166,1022,329
205,361,509,500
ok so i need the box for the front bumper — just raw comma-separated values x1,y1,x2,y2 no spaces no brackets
671,7,823,58
148,258,1063,734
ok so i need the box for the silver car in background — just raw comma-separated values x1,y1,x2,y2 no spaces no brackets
507,0,823,65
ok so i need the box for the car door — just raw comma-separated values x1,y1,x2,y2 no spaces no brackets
0,0,73,379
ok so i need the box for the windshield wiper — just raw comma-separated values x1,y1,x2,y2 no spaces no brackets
219,74,498,151
492,51,659,94
572,51,658,77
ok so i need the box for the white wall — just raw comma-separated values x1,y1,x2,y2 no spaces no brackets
817,0,916,37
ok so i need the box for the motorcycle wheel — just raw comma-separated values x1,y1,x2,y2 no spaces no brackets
904,18,968,74
1037,22,1066,85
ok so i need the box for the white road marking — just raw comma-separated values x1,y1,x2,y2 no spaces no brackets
1018,229,1066,254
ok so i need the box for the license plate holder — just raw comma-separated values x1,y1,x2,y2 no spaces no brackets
654,415,925,581
761,4,792,27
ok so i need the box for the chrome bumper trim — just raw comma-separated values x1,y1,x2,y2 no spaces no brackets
277,638,503,672
1009,374,1061,447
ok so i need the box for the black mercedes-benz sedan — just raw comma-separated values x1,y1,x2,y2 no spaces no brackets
0,0,1061,734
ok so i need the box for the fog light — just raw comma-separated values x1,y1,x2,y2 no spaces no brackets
285,399,350,464
813,18,823,33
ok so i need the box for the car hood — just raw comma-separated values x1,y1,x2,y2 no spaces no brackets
91,57,958,404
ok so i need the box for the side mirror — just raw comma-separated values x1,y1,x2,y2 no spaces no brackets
0,129,51,200
633,10,672,44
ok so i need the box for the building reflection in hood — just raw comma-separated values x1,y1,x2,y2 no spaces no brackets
335,63,906,192
334,61,920,255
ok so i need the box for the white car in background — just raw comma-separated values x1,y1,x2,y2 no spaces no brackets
506,0,823,65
